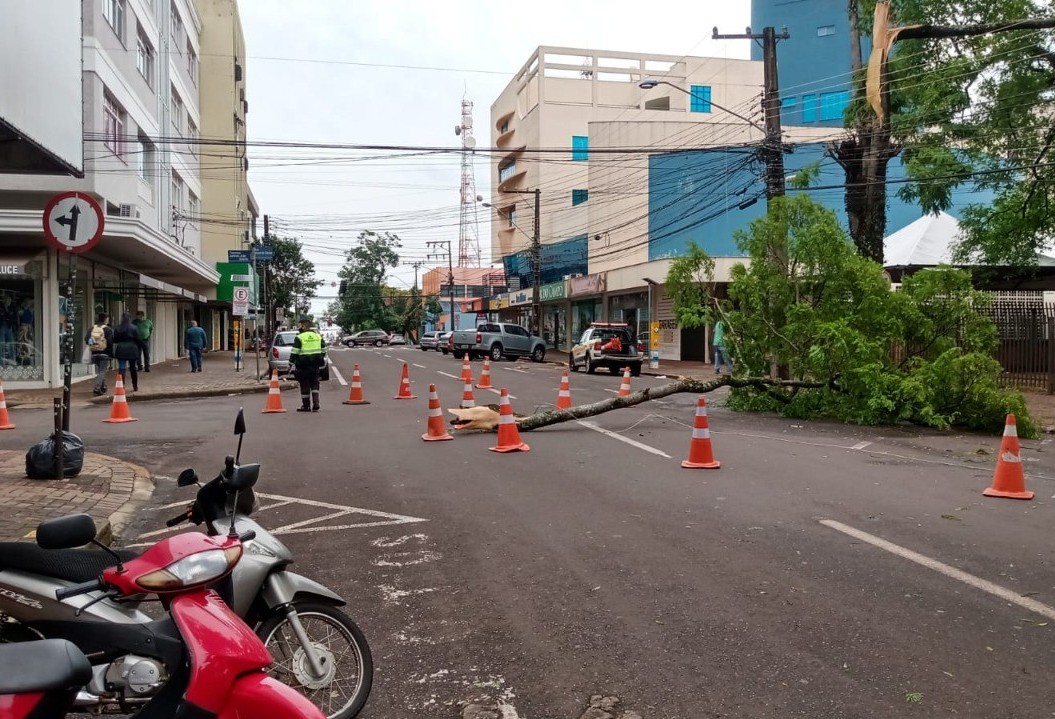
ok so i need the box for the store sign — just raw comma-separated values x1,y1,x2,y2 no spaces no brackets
498,296,510,309
510,290,531,306
0,263,27,275
540,281,567,302
569,273,605,297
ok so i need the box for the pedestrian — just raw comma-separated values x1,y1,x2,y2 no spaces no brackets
111,312,144,392
133,310,153,372
289,318,327,412
85,312,115,396
714,318,733,375
184,320,207,373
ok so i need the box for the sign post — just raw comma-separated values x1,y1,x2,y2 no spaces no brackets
232,286,249,373
42,191,104,479
650,321,661,369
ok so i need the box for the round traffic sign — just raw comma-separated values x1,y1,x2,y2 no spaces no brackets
233,287,250,303
42,191,105,253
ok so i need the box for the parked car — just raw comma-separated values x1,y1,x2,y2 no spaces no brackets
419,331,442,351
451,322,546,362
389,334,406,346
436,331,453,355
569,322,643,376
343,330,391,347
268,330,299,375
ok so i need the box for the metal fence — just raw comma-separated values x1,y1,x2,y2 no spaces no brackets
985,302,1055,393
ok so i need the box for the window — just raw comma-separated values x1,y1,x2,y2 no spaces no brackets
819,90,851,121
499,121,509,133
498,161,517,182
508,207,517,228
136,27,155,88
102,0,125,42
801,94,817,123
572,189,589,206
187,117,198,154
171,86,184,134
186,41,198,84
817,25,836,36
103,93,125,156
572,135,589,161
170,1,183,51
690,85,712,113
780,96,797,120
188,191,199,224
136,135,154,181
171,171,185,214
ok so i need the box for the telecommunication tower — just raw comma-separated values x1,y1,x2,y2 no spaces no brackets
454,96,481,267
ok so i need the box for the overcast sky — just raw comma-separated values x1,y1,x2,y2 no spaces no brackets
240,1,752,315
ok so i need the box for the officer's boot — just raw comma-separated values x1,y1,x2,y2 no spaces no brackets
297,393,312,412
311,390,320,412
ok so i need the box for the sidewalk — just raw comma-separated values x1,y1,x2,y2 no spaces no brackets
0,449,152,544
5,351,295,410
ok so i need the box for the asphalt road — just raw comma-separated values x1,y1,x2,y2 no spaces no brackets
7,346,1055,718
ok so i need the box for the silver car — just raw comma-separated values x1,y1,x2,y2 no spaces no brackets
419,331,441,351
267,330,298,375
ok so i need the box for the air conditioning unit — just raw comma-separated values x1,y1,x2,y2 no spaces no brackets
119,203,141,219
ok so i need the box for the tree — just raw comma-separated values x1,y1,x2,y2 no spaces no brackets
266,236,322,327
333,231,401,331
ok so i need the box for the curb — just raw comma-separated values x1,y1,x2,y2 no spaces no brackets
105,460,155,546
85,380,298,404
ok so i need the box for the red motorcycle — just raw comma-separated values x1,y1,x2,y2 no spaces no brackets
0,463,324,719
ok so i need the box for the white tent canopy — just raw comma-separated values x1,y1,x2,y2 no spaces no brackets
884,211,1055,267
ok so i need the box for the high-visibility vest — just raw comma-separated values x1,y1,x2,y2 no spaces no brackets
292,331,324,357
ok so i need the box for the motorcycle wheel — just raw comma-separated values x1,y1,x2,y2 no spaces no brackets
257,601,373,719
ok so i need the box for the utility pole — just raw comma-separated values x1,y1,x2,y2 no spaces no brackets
712,25,790,201
263,214,271,337
426,241,455,331
410,260,425,339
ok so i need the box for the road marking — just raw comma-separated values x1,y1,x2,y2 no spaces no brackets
437,371,460,380
603,389,619,395
820,519,1055,622
328,359,348,386
576,420,671,458
850,441,872,451
383,353,392,358
413,363,427,369
503,367,530,374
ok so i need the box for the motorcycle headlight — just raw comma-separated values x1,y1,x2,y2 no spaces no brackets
137,546,242,591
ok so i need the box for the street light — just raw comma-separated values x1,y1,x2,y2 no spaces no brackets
638,78,767,135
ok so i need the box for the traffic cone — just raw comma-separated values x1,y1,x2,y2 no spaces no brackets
343,364,370,405
618,367,632,397
489,388,529,453
422,384,453,442
476,357,493,389
461,380,476,409
394,362,416,399
461,354,473,384
681,397,719,469
0,378,14,430
556,370,572,410
103,373,138,424
983,414,1033,499
262,370,287,413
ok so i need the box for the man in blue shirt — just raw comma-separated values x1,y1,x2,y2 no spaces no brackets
184,320,207,373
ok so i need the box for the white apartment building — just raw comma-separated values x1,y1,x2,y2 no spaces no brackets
0,0,219,388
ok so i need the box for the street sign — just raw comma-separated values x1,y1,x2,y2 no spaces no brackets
228,249,252,263
233,287,250,303
253,245,274,261
42,192,104,253
233,301,249,316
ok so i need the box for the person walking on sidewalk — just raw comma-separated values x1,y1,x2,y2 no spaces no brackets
85,313,114,396
133,310,153,372
713,319,734,375
289,318,327,412
184,320,207,373
112,312,144,392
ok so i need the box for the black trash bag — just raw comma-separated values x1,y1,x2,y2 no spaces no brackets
25,431,85,479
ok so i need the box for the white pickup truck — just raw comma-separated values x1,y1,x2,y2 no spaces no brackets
450,322,547,362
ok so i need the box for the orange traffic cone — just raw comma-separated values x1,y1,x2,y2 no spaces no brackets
0,377,14,430
983,414,1033,499
489,388,529,453
461,380,476,409
681,397,719,469
343,364,370,405
618,367,632,397
475,357,493,389
262,370,287,414
422,384,453,442
461,354,473,384
394,362,416,399
103,373,138,424
556,369,572,410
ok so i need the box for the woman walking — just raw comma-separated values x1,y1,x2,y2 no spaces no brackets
112,312,145,391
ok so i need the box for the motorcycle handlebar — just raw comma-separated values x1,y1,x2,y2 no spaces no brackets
55,578,104,601
166,510,191,527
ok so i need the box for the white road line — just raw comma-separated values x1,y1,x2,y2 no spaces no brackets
382,354,392,358
820,519,1055,622
437,371,460,380
135,524,184,539
503,367,530,374
603,388,619,395
271,510,358,534
254,500,295,513
577,420,672,458
850,441,873,451
486,387,518,399
155,499,192,510
413,363,427,369
328,359,348,386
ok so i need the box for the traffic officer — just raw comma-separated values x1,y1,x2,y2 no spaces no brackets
289,318,327,412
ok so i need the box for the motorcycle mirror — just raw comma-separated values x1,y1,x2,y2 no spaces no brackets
234,408,246,436
177,468,199,487
36,514,97,550
228,463,260,492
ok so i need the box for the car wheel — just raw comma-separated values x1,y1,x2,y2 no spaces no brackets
586,355,596,374
531,346,545,363
374,340,383,347
568,352,579,372
489,344,503,362
421,347,428,351
630,365,641,377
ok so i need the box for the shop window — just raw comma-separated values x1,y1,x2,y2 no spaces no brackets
0,260,45,381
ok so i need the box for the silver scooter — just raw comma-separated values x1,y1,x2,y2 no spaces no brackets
0,409,372,719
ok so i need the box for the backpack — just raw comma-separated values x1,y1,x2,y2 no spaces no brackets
89,325,107,352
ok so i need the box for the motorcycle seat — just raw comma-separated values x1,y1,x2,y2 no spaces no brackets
0,542,138,584
0,639,91,693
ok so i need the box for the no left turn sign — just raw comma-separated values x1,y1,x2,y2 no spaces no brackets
42,191,105,253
